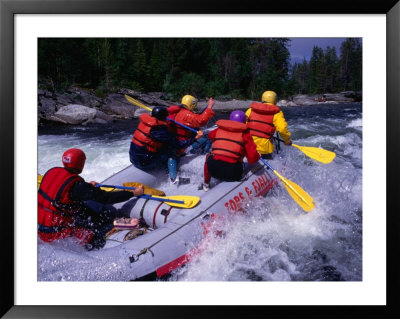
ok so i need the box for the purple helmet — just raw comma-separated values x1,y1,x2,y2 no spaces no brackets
229,110,246,123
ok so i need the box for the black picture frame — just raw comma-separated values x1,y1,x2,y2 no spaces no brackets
1,0,399,318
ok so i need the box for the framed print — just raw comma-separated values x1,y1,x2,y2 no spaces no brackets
1,0,399,318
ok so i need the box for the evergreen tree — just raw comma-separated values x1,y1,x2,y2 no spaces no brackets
112,39,135,88
38,37,361,99
148,41,162,91
82,38,106,88
132,39,148,91
101,38,112,91
248,38,290,100
308,46,324,94
323,46,340,93
340,38,362,91
291,58,309,94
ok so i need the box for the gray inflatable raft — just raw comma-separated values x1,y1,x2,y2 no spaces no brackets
98,159,277,280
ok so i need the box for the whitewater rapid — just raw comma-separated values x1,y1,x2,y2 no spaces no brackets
37,103,363,282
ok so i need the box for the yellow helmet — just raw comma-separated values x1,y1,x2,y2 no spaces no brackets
261,91,277,105
181,95,198,111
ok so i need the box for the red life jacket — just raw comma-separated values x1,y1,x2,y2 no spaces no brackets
247,102,280,139
211,119,247,161
38,167,83,242
132,113,167,152
168,105,196,140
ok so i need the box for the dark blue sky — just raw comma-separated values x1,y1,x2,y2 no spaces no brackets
288,37,350,64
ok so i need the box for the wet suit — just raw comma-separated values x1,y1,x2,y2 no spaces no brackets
69,181,134,250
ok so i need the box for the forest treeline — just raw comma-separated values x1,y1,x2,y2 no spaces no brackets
38,38,362,100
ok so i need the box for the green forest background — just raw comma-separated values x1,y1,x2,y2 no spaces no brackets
38,38,362,101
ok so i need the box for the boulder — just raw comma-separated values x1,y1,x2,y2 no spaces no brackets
291,95,319,106
117,88,142,98
136,92,172,108
38,89,76,121
38,85,362,125
323,93,354,102
199,99,252,111
38,95,58,119
277,100,298,107
102,93,137,119
49,104,114,125
62,88,104,108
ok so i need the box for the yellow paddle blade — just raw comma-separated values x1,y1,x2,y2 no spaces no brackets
292,144,336,164
150,195,200,209
99,186,121,192
38,174,43,188
124,94,152,111
123,182,165,196
273,170,315,212
94,182,166,194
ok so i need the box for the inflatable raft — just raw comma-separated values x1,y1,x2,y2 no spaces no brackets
97,156,278,281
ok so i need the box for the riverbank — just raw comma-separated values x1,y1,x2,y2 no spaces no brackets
38,87,362,126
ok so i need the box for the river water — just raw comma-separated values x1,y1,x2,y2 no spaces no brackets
38,103,362,282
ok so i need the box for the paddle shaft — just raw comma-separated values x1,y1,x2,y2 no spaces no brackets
259,158,274,171
167,118,216,135
199,104,209,114
258,157,315,212
273,136,287,144
166,117,198,133
96,184,185,204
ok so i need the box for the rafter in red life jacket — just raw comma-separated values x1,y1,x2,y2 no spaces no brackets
211,119,247,160
167,105,197,140
132,113,167,152
38,167,83,239
247,102,280,139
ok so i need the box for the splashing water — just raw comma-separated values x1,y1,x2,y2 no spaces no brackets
38,103,362,281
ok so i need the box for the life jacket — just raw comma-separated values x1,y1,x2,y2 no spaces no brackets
38,167,83,241
247,102,280,139
211,119,247,161
168,105,196,140
132,113,167,152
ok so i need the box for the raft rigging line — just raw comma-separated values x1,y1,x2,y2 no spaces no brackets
129,163,267,263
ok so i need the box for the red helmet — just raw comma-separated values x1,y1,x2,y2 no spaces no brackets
62,148,86,173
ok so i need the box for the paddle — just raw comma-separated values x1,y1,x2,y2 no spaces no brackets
125,94,152,112
198,103,209,115
38,174,161,194
125,94,209,115
96,184,200,209
125,94,212,134
38,174,197,208
273,137,336,164
259,158,315,212
37,174,43,188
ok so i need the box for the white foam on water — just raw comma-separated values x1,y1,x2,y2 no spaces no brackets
37,105,363,282
170,138,362,281
347,118,362,129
